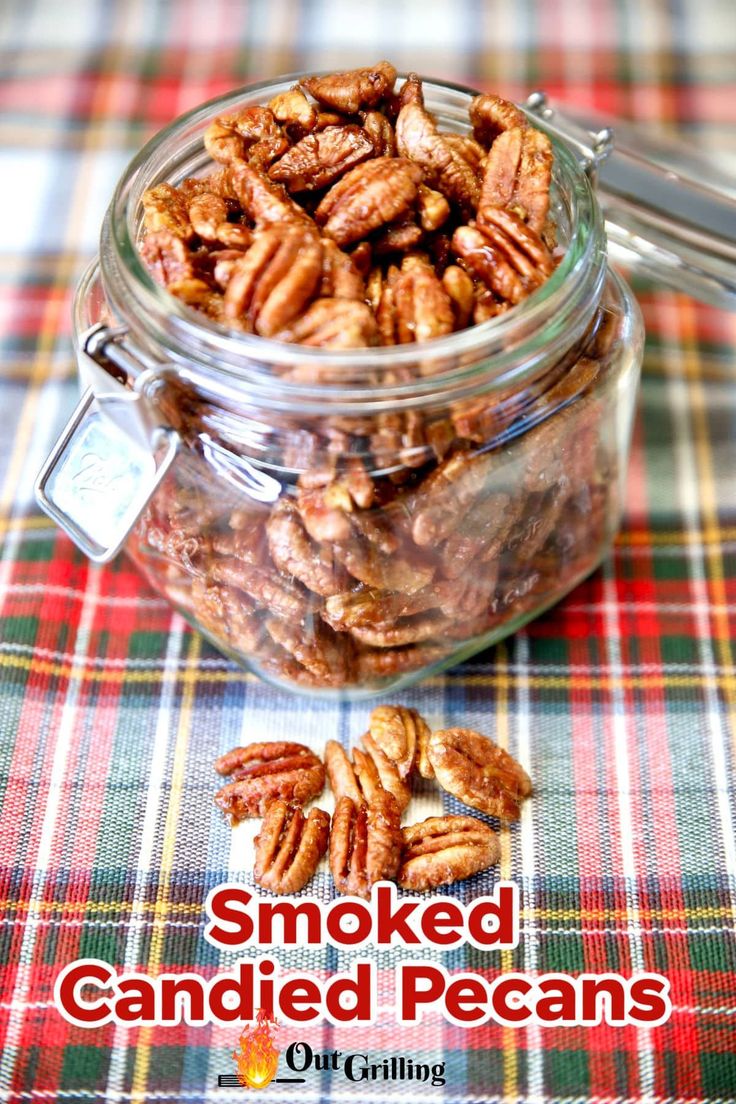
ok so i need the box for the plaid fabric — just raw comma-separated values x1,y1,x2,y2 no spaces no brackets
1,0,735,1100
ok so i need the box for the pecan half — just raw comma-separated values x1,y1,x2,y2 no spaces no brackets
141,184,193,238
229,160,312,229
478,125,553,234
301,61,397,114
452,212,552,306
265,617,351,685
269,125,374,192
210,557,309,621
315,157,423,247
329,793,402,897
392,256,455,344
395,102,480,213
398,815,500,890
324,737,410,813
214,742,325,821
254,801,330,894
168,278,224,320
442,265,475,329
417,184,450,231
469,93,527,144
276,298,378,348
266,497,346,597
361,110,396,156
368,704,430,779
204,106,288,168
268,88,318,136
224,225,322,336
320,239,365,299
140,231,195,285
192,579,263,653
427,728,532,820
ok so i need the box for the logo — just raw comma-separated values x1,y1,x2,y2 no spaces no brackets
218,1014,446,1090
230,1009,280,1089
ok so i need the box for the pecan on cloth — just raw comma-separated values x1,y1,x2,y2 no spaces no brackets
214,742,325,821
254,800,330,894
329,792,402,898
398,815,500,891
427,727,532,820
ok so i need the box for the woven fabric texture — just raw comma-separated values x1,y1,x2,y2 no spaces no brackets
0,1,735,1100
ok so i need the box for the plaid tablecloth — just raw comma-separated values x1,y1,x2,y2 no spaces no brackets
1,1,735,1100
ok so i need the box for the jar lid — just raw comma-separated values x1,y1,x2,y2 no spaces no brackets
525,93,736,310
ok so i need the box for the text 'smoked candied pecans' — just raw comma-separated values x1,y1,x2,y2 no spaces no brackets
63,66,644,696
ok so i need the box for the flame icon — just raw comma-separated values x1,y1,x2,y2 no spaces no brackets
232,1009,280,1089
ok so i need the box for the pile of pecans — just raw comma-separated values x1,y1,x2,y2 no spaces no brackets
214,705,532,896
133,63,619,691
140,62,557,344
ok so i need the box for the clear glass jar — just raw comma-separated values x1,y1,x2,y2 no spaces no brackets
62,77,645,698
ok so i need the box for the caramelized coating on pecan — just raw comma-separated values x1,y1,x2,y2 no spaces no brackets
315,157,423,246
301,61,397,114
398,815,500,891
214,742,325,821
141,184,193,238
254,801,330,894
324,737,410,813
368,704,430,779
469,93,528,143
269,125,374,192
427,727,532,820
478,125,553,234
395,101,480,213
224,225,322,336
329,792,402,898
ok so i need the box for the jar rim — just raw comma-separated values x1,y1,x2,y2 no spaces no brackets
98,74,607,406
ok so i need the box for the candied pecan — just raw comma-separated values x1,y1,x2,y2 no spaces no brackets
266,497,346,596
439,492,514,578
348,240,373,277
315,157,423,247
452,212,552,305
427,728,532,820
168,278,224,320
319,239,364,299
210,557,309,621
417,184,450,232
478,125,553,234
361,109,396,156
209,248,249,289
349,611,447,648
205,106,288,169
371,216,424,256
140,231,195,286
214,742,325,821
323,584,441,632
268,88,318,136
398,815,500,890
187,192,229,240
392,256,455,344
276,298,378,348
301,61,397,114
325,738,410,812
223,225,322,336
334,536,435,594
368,704,430,779
356,643,450,680
442,264,475,329
254,801,330,894
269,125,374,192
141,183,193,238
385,73,424,120
469,93,527,144
265,616,352,684
192,578,263,652
229,160,312,229
395,102,480,213
329,793,402,898
473,286,508,324
410,449,497,546
442,133,487,176
296,464,370,544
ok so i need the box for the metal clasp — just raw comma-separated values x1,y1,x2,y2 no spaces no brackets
35,324,179,563
525,91,614,183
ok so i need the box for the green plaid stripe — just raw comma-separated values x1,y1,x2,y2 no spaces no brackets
1,1,735,1101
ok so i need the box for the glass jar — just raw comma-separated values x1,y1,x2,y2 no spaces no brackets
37,77,652,698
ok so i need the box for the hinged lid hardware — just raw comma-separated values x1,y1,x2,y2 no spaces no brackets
35,323,179,563
526,92,736,310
